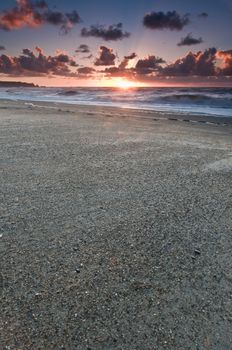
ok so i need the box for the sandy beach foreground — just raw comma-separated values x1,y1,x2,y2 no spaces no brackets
1,99,232,349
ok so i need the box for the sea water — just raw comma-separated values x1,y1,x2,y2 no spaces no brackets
0,86,232,118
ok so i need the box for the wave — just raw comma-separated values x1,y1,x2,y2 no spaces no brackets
0,86,232,117
57,90,80,96
155,93,232,105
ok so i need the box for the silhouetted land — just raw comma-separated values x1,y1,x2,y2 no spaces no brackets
0,81,38,88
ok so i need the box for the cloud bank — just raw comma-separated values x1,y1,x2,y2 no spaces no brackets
0,47,78,76
1,47,232,82
161,48,217,76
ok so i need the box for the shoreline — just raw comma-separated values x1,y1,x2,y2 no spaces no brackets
0,98,232,126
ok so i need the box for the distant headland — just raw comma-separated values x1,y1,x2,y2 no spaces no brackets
0,81,39,88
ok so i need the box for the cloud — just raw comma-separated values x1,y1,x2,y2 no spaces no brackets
118,52,137,70
0,0,81,34
0,46,5,50
124,53,137,60
77,66,95,74
102,53,137,77
217,50,232,76
75,44,90,54
143,11,190,31
35,45,43,54
102,54,165,79
135,56,166,74
81,23,130,41
103,66,134,79
0,47,78,76
77,66,95,78
160,48,217,76
93,47,232,81
198,12,208,18
95,46,116,66
177,33,203,46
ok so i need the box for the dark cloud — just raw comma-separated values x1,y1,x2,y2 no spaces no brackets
100,47,232,81
75,44,90,54
198,12,208,18
118,53,137,70
77,66,95,75
177,33,203,46
124,53,137,60
0,47,78,76
81,23,130,41
76,66,96,79
143,11,190,31
0,45,5,50
160,48,217,76
0,0,81,34
95,46,116,66
135,56,166,75
103,66,134,78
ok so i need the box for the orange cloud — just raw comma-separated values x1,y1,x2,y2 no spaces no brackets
0,0,80,34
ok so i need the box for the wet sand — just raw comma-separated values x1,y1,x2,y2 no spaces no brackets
1,99,232,349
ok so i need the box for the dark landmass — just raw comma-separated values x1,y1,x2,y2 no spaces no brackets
0,81,38,88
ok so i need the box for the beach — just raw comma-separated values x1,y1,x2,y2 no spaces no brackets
1,99,232,349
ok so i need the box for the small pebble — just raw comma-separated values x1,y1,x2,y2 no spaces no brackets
194,249,201,255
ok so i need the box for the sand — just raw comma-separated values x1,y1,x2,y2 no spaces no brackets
0,99,232,350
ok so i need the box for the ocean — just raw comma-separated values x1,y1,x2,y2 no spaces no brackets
0,86,232,118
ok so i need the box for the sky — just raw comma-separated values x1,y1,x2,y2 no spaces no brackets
0,0,232,87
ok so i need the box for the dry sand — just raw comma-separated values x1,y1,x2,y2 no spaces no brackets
0,99,232,349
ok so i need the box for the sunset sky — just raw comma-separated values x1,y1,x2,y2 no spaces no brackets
0,0,232,86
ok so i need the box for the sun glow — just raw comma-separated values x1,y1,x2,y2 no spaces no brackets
115,79,134,89
114,78,143,89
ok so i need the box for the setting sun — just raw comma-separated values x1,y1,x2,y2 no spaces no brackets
113,79,144,89
115,79,134,89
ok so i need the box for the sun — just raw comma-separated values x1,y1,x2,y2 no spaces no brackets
100,78,146,88
116,79,133,89
114,78,139,89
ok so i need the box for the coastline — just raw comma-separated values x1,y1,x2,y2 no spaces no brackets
1,99,232,349
0,97,232,126
1,85,232,119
